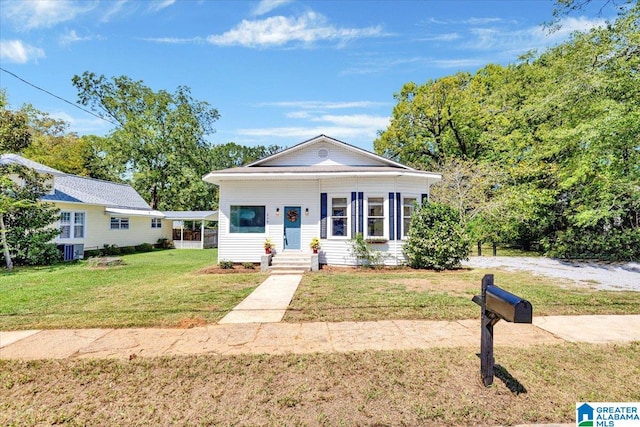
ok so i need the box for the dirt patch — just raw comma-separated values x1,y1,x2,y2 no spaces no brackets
176,316,208,328
198,265,261,274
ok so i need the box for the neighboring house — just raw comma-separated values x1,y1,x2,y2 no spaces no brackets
203,135,441,266
0,154,217,258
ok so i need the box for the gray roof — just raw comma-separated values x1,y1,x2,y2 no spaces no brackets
0,153,64,175
2,154,152,210
42,174,152,209
210,165,417,175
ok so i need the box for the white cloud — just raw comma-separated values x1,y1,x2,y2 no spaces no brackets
148,0,176,12
0,40,45,63
310,114,389,129
206,11,385,48
251,0,293,17
419,33,461,42
59,30,104,46
1,0,96,30
465,16,606,52
101,0,130,23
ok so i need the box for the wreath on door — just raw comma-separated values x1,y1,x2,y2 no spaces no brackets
287,209,299,222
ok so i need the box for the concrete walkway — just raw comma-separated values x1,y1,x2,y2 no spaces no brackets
218,273,302,324
1,315,639,360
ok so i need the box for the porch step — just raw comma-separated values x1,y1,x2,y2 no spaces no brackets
269,252,312,273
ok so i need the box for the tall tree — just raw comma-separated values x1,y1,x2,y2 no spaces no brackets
72,72,220,210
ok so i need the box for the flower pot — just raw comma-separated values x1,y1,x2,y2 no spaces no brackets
312,249,318,254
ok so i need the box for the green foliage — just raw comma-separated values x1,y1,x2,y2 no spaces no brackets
219,259,234,269
102,244,121,256
348,233,386,268
242,262,256,270
135,243,154,253
0,165,61,268
544,226,640,261
376,5,640,261
404,203,469,270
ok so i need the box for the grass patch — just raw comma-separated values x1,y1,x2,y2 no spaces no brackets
0,250,263,331
1,342,638,426
285,268,640,322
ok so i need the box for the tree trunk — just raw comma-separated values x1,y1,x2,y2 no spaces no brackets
0,213,13,271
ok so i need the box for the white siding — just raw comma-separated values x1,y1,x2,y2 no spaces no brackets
218,180,320,262
260,141,388,167
54,202,171,250
217,175,431,266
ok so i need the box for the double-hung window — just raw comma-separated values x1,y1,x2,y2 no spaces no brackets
330,197,348,237
110,217,129,230
367,197,384,237
151,218,162,229
403,197,417,237
60,211,85,239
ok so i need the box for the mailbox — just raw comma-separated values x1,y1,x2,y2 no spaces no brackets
485,285,532,323
472,274,534,386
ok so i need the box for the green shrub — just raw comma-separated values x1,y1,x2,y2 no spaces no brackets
155,238,173,249
544,226,640,261
135,243,154,253
403,203,469,271
84,249,101,258
348,233,386,268
102,244,121,256
24,242,62,266
219,259,234,269
242,262,256,269
119,246,136,255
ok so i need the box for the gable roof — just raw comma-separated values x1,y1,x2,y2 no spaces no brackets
246,135,413,169
1,154,152,210
203,135,441,185
0,153,65,175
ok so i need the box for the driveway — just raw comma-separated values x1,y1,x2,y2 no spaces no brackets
463,256,640,291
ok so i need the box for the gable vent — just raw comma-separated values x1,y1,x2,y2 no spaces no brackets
317,148,329,159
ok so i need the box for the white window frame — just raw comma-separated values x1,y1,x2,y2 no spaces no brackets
402,196,418,238
59,211,86,239
365,195,386,239
151,218,162,229
110,217,130,230
329,195,350,239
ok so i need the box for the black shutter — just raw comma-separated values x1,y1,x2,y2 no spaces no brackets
396,192,402,240
320,193,327,239
357,192,364,234
421,193,429,204
388,192,395,241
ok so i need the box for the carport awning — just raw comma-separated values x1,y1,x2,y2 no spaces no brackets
105,207,165,218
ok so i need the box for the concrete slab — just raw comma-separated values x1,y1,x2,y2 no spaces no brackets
219,273,302,324
533,314,640,343
0,329,111,360
0,330,40,349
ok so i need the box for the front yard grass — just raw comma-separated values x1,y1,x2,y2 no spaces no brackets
0,249,263,331
3,252,640,330
1,342,639,426
285,268,640,322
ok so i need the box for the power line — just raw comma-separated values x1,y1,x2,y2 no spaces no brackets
0,66,118,127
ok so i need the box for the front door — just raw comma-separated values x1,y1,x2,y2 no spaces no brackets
284,206,301,250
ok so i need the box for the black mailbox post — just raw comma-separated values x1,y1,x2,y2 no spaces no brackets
472,274,533,386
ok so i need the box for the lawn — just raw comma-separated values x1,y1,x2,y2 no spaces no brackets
0,249,263,331
285,268,640,322
3,251,640,330
1,343,639,426
3,252,640,426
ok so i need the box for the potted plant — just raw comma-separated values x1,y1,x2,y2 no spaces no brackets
310,237,321,254
264,238,274,254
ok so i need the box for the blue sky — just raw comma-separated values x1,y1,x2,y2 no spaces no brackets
0,0,611,151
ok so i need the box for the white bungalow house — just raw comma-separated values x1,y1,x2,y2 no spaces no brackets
203,135,441,266
1,154,217,259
